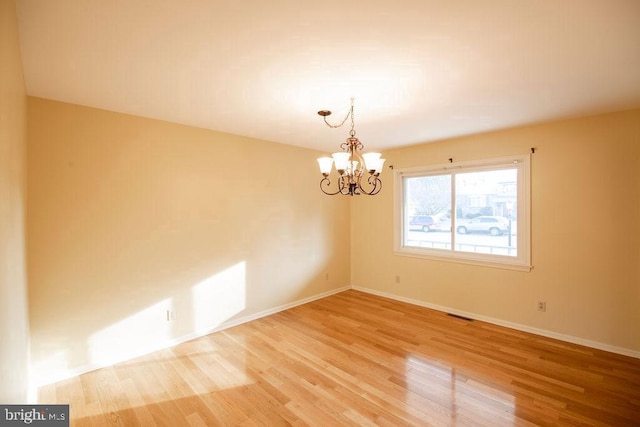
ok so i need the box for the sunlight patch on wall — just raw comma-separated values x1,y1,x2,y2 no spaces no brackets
88,298,174,367
31,349,71,388
191,261,247,333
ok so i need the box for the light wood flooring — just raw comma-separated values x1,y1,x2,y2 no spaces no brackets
38,290,640,426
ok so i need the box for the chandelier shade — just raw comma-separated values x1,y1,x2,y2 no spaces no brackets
317,157,334,175
316,99,385,196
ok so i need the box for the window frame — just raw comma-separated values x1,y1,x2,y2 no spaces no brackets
393,154,532,271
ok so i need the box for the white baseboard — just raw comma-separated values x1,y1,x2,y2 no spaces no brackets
351,285,640,360
34,286,351,389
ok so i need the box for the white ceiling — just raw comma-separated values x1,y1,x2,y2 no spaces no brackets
16,0,640,151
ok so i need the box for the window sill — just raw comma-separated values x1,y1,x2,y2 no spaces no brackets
394,248,533,272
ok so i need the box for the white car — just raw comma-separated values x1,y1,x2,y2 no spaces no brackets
456,216,509,236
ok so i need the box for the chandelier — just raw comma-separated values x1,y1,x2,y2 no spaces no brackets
316,98,386,196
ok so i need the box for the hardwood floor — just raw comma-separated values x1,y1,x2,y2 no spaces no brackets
38,290,640,426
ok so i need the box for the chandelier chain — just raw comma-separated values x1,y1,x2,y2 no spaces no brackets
322,98,356,135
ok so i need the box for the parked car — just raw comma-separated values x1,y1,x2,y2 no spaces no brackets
431,218,452,232
408,215,437,232
456,216,509,236
409,213,449,232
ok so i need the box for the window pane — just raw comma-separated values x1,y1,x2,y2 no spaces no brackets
454,169,517,256
404,174,452,250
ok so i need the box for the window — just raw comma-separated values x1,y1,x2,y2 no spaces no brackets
394,154,531,271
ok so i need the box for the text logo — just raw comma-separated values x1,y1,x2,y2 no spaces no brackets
0,405,69,426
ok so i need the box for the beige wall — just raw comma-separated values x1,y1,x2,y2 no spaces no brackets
0,0,30,402
352,109,640,354
27,98,350,384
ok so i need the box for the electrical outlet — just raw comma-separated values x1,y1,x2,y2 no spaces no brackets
537,301,546,312
325,272,329,280
395,275,401,284
166,309,176,321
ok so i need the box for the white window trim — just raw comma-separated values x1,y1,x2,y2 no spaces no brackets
393,154,532,272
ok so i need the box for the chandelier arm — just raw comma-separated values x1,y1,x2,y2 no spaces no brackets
370,178,382,195
357,174,382,196
319,177,343,196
